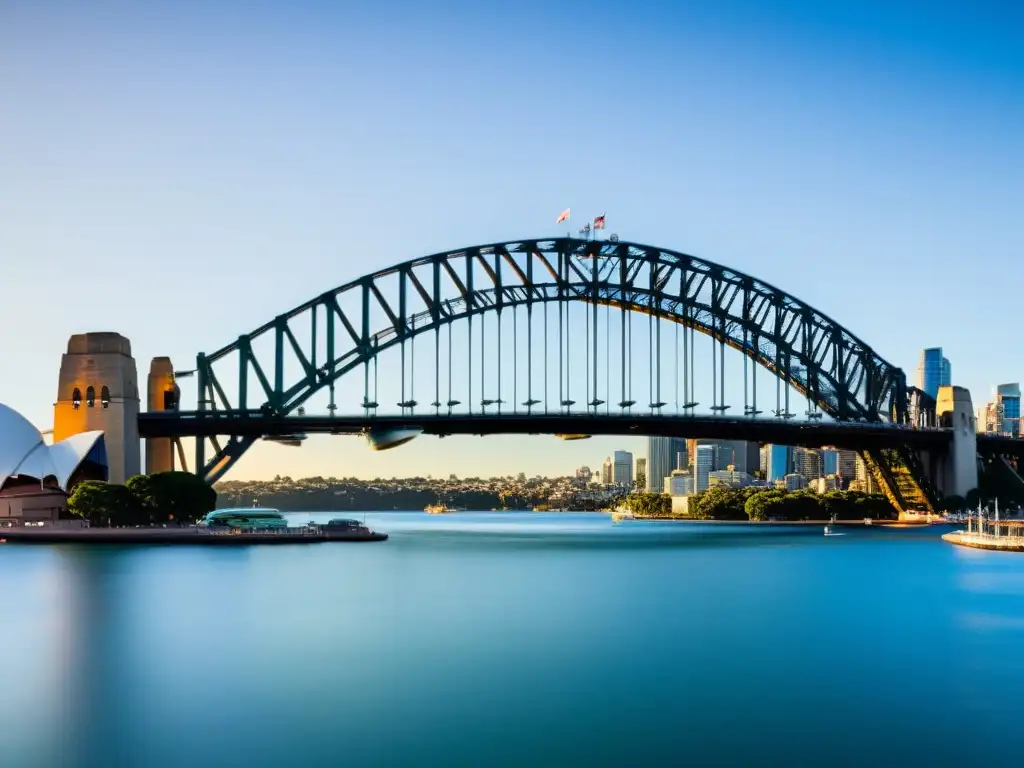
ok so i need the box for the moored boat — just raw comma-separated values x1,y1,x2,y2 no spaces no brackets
317,518,388,542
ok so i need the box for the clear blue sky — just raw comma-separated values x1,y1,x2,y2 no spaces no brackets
1,0,1021,480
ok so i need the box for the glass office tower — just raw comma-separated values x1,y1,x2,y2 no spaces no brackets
916,347,951,399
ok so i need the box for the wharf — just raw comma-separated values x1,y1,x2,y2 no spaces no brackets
942,531,1024,552
0,527,387,545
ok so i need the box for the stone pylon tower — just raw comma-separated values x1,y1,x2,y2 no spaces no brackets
146,357,180,474
53,333,141,484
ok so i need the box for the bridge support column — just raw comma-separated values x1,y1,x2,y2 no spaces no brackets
54,332,141,484
146,357,180,474
936,385,978,499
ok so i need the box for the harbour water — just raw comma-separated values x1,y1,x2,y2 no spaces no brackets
2,512,1024,767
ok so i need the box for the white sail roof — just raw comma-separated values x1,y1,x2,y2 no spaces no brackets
0,403,107,491
48,431,106,490
0,403,48,484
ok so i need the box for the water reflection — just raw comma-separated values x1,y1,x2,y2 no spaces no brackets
0,514,1023,767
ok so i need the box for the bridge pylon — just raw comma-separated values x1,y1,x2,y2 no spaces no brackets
146,357,183,474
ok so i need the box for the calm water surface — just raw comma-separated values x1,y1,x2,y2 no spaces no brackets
2,513,1023,767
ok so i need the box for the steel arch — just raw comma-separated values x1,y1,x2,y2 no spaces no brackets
189,237,908,481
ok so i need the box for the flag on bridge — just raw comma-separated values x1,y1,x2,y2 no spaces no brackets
579,223,591,238
556,208,571,224
593,214,606,230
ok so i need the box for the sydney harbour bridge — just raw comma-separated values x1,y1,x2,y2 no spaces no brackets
136,237,991,517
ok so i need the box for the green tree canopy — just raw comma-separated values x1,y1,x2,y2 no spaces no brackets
67,481,144,527
126,471,217,524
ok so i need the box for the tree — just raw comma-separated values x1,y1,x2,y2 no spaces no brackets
67,481,144,527
635,472,647,492
691,486,747,520
126,472,217,525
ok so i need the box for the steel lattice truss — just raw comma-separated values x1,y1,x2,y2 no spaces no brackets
189,238,908,481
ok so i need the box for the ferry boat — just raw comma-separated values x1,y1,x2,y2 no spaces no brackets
316,518,389,542
201,508,290,530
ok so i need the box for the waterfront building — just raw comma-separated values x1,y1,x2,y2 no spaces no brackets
646,436,687,492
601,457,613,485
0,402,108,526
765,444,792,483
793,448,823,481
783,473,807,491
694,445,715,492
915,347,951,400
709,470,753,489
613,450,633,488
664,470,693,496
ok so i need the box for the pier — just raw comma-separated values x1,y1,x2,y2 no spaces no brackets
942,504,1024,552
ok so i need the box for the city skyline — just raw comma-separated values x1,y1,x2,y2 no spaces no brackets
2,1,1021,480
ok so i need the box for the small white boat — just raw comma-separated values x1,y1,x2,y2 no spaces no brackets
824,525,845,536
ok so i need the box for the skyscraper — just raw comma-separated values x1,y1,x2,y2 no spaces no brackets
821,449,837,476
646,437,687,492
635,457,647,485
793,448,823,481
694,445,715,492
836,450,857,479
601,457,613,485
613,450,634,487
980,384,1021,436
765,444,792,483
916,347,951,399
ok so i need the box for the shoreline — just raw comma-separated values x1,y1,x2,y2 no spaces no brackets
0,528,387,545
615,516,946,527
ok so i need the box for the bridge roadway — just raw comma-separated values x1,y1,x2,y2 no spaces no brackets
139,411,954,452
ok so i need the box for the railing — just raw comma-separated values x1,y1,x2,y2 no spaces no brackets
200,526,320,536
945,530,1024,548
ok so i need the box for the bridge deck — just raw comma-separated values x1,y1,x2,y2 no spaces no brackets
139,411,952,451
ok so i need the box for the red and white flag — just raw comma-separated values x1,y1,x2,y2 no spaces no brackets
556,208,571,224
593,214,606,230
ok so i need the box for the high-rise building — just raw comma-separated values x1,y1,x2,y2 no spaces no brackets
613,450,633,487
995,384,1021,436
793,448,823,481
765,444,792,483
916,347,951,399
759,445,768,476
694,444,715,492
635,457,647,485
601,457,613,485
821,450,837,476
854,454,879,494
836,450,857,479
713,440,759,474
646,437,687,492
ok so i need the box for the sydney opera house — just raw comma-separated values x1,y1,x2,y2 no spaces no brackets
0,402,108,525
